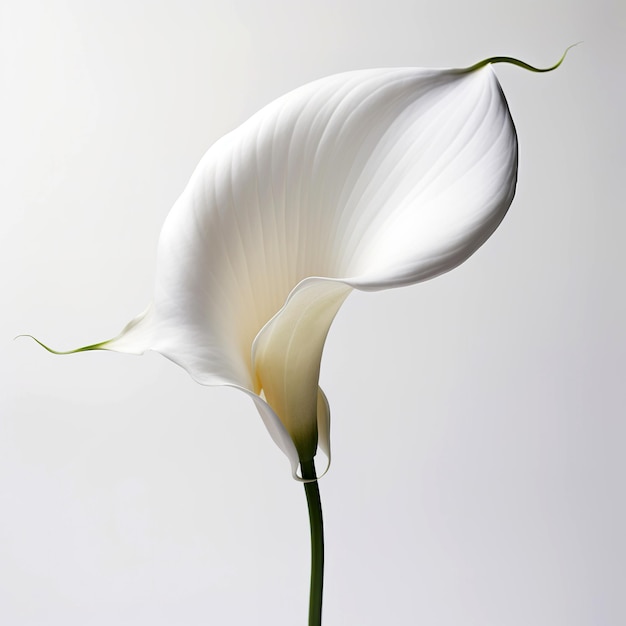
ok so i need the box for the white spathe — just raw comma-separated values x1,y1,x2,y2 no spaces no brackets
64,65,518,478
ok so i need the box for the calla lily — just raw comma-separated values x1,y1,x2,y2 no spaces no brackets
28,52,571,626
32,54,568,480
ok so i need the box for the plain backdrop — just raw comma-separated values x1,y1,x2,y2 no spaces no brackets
1,1,624,625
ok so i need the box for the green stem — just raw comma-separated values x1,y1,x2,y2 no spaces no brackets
301,459,324,626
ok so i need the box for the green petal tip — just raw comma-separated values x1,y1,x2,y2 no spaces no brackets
463,43,581,74
15,334,108,354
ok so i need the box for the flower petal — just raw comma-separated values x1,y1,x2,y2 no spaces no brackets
144,64,516,376
336,67,517,290
316,386,331,473
36,62,518,474
252,278,351,462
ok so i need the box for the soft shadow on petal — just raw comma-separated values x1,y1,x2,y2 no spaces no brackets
252,278,351,463
244,390,301,479
339,66,518,289
315,386,332,476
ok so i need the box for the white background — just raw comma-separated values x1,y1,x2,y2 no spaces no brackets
1,1,624,624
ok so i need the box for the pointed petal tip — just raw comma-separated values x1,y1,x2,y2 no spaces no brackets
463,43,580,74
15,334,108,355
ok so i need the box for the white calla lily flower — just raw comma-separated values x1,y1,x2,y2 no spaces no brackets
31,55,566,480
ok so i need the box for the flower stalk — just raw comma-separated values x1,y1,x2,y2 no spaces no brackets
301,459,324,626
